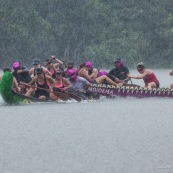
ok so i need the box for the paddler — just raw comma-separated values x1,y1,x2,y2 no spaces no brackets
25,68,55,100
44,55,64,79
50,70,72,100
108,59,130,83
128,62,160,89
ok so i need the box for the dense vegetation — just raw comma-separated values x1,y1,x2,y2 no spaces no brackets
0,0,173,69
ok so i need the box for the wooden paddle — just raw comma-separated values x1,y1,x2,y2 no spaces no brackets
123,83,141,88
53,87,82,102
20,82,69,101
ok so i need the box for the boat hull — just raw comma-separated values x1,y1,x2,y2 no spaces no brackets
86,84,173,98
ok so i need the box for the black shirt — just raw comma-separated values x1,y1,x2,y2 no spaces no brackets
108,66,129,80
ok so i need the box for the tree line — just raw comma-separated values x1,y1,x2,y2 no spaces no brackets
0,0,173,69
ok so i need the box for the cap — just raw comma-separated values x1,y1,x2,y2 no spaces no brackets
13,61,20,69
85,61,93,68
114,59,121,63
137,62,145,69
32,59,40,65
68,69,76,76
36,68,43,74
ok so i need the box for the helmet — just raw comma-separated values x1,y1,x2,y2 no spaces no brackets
85,61,93,68
13,61,20,69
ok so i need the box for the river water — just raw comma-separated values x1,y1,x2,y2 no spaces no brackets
0,69,173,173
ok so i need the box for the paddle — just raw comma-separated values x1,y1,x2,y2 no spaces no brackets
122,83,141,88
20,82,69,101
53,87,82,102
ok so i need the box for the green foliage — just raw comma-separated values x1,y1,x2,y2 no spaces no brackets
0,0,173,69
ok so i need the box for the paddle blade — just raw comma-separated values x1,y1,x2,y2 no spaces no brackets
53,91,69,101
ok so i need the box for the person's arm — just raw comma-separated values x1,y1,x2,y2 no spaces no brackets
43,67,52,76
46,76,55,91
29,68,34,75
89,68,98,79
17,69,29,74
79,69,92,82
128,70,148,79
27,77,36,86
170,70,173,76
51,55,63,68
13,77,21,92
62,78,72,90
82,78,91,90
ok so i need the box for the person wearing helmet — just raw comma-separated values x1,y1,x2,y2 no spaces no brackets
44,55,64,79
109,59,130,83
25,67,55,100
29,59,51,77
128,62,160,89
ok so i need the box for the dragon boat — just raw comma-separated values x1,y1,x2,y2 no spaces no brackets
86,83,173,98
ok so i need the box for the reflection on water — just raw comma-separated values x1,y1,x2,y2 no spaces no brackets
0,69,173,173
